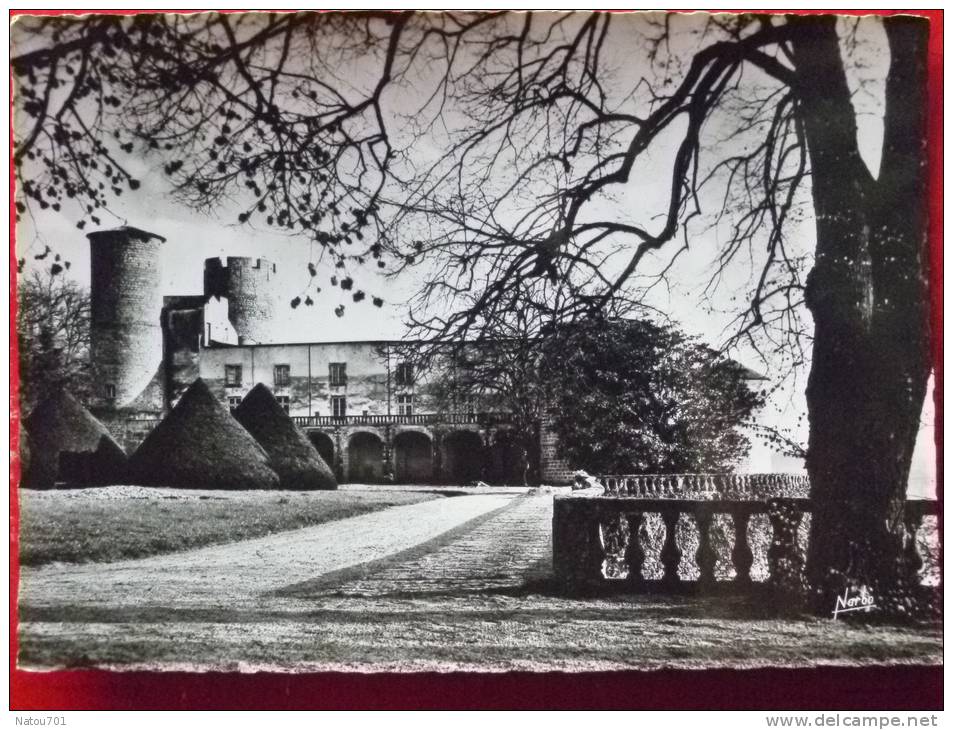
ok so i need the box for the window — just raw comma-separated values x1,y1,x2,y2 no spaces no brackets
276,395,290,414
331,395,347,418
274,364,290,389
461,394,476,416
225,364,243,387
329,362,347,386
228,396,242,412
105,383,116,399
397,393,414,416
395,361,415,386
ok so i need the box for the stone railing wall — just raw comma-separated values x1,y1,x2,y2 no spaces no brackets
291,411,511,428
553,483,938,595
599,473,810,499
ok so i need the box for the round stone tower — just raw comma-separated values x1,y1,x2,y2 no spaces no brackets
203,256,277,344
88,226,166,411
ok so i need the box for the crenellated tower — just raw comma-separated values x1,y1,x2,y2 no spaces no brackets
203,256,277,344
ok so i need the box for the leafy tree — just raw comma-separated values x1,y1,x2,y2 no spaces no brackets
12,11,936,609
17,268,92,412
542,318,763,475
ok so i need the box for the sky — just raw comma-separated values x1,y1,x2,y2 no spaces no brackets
12,10,937,495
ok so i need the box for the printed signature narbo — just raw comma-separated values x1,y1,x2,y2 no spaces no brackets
832,586,877,619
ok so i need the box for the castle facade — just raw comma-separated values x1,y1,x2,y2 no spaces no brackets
86,226,573,485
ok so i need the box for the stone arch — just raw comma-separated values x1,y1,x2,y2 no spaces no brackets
308,431,335,470
489,428,524,485
393,431,433,484
347,431,385,483
443,430,485,485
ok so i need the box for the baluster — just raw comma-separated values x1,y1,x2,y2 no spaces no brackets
695,506,716,587
588,512,607,587
731,508,753,587
767,499,806,595
904,508,925,579
660,508,682,588
625,511,646,588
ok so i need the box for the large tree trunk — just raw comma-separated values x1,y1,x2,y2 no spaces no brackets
788,15,933,613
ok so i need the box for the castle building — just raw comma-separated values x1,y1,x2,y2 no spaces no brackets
87,226,570,484
86,226,793,485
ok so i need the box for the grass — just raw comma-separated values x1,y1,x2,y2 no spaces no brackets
17,486,441,567
18,592,942,672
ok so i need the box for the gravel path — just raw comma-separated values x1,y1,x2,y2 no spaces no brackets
303,493,554,598
19,493,514,611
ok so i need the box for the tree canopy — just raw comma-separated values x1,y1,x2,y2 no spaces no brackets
17,267,92,412
542,318,764,475
10,11,824,348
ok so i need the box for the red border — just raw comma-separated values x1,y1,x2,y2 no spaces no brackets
9,8,943,710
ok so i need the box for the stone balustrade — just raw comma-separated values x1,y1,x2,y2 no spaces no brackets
291,411,511,428
599,473,811,499
553,479,938,595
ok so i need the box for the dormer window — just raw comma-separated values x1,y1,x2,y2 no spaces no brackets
395,362,415,386
274,364,290,388
225,364,242,387
329,362,347,386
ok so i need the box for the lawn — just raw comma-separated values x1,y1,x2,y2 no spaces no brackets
17,486,441,566
18,586,943,673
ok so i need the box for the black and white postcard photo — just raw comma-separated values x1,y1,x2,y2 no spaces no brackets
9,7,942,714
